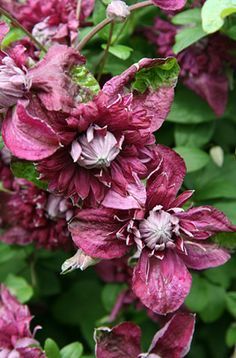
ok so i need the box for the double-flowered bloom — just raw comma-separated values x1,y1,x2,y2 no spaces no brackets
69,145,235,314
0,285,45,357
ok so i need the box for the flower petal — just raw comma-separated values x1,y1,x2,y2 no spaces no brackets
132,249,192,315
151,0,187,10
180,242,230,270
147,312,195,358
2,101,60,160
69,208,129,259
95,322,141,358
147,145,186,210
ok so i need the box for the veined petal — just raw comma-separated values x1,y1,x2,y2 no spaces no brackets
180,242,230,270
132,249,191,315
151,0,187,10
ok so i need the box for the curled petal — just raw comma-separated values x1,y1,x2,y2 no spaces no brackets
132,249,192,315
180,242,230,270
95,322,141,358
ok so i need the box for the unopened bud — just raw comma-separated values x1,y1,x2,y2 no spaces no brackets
210,146,224,167
61,249,99,274
106,0,130,23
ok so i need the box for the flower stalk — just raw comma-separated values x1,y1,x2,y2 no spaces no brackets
77,0,153,50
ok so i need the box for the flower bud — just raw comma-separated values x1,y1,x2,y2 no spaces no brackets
106,0,130,23
210,146,224,167
61,249,99,274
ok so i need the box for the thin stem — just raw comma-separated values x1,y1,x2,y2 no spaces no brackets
0,6,47,52
77,0,153,51
76,0,82,20
97,21,114,82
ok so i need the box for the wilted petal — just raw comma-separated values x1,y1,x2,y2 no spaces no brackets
151,0,187,10
147,145,186,211
2,101,59,160
30,45,85,112
61,249,99,274
180,242,230,270
95,322,141,358
132,249,191,314
102,58,176,133
146,312,195,358
69,208,129,259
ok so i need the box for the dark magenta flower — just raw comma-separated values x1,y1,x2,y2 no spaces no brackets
95,311,195,358
0,285,45,357
3,58,175,208
147,18,236,116
0,175,74,250
69,145,235,314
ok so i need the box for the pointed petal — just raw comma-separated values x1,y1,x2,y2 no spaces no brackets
180,242,230,270
147,312,195,358
2,101,59,160
69,208,129,259
147,145,186,210
132,249,192,315
95,322,141,358
171,190,194,208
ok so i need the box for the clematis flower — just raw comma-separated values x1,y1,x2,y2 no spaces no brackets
146,18,236,116
0,175,74,250
3,58,176,207
151,0,187,10
0,284,45,357
95,311,195,358
69,145,235,314
0,0,95,45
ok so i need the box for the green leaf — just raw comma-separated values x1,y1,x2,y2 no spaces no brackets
101,44,133,60
174,122,215,148
132,58,179,93
11,161,47,189
174,147,210,172
4,274,33,303
226,323,236,347
185,275,209,312
60,342,83,358
199,283,226,323
71,65,100,103
173,25,206,54
202,0,236,33
53,280,106,349
44,339,61,358
1,28,25,48
0,135,4,150
226,292,236,318
172,8,203,25
167,86,215,124
101,283,127,312
212,232,236,250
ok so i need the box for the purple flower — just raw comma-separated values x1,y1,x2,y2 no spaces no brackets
95,311,195,358
147,18,236,115
0,176,74,250
69,145,235,314
3,58,175,208
0,285,45,357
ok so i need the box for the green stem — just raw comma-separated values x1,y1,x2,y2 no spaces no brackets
77,0,153,51
97,21,114,82
0,6,47,52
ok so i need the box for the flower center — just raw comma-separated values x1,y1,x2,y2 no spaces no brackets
139,209,179,251
70,126,122,169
